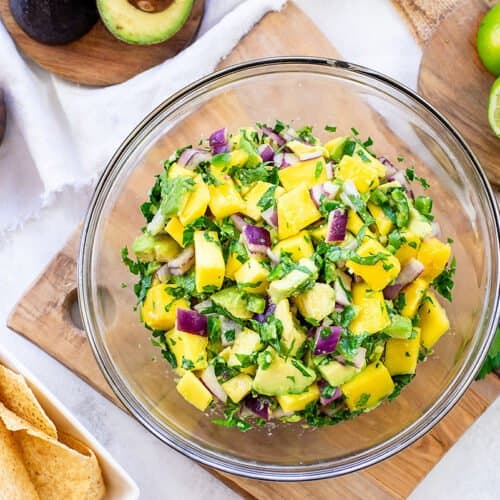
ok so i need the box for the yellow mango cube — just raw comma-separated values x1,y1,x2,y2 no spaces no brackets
165,217,185,248
277,183,321,240
367,202,393,236
273,231,314,262
346,209,375,239
176,372,213,411
395,231,421,266
166,328,208,372
142,284,189,331
341,362,394,411
294,283,336,322
418,291,450,349
168,164,196,179
228,328,263,367
225,251,245,280
309,224,328,243
179,175,210,225
278,157,328,191
350,282,390,335
286,140,328,158
347,239,401,291
277,384,320,412
229,149,249,168
417,238,451,281
336,155,379,193
242,181,285,221
353,144,386,177
384,329,421,376
208,172,245,219
324,136,348,161
221,374,253,403
400,277,428,319
194,231,225,293
234,258,269,294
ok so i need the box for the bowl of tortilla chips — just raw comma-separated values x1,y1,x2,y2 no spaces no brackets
0,347,139,499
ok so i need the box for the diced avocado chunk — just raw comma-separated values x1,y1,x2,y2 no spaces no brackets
383,314,413,339
294,283,336,322
408,206,432,239
239,136,261,167
228,328,263,367
268,258,318,304
253,348,316,396
247,295,266,314
318,360,359,387
274,299,306,357
324,136,348,162
132,232,180,262
211,287,253,320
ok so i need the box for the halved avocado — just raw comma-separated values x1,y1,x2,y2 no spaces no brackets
9,0,98,45
97,0,195,45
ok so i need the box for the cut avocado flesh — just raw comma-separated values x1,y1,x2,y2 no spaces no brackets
211,287,253,320
97,0,194,45
253,348,316,396
319,360,359,387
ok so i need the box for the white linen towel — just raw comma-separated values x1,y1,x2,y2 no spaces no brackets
0,0,287,240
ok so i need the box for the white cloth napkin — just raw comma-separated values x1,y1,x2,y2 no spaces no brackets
0,0,287,240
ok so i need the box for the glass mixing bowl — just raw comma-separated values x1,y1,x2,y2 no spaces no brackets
78,58,499,481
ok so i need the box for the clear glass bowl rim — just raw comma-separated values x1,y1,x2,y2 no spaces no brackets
78,56,500,481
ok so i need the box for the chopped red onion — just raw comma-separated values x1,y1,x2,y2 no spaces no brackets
156,264,171,283
177,148,199,167
383,258,424,300
193,300,212,313
309,185,324,207
258,144,274,162
325,162,334,179
388,170,414,199
378,156,398,178
254,298,276,323
209,127,229,154
334,281,351,306
243,224,271,254
313,326,341,355
322,181,340,198
262,126,285,146
335,303,345,312
266,248,280,264
176,308,208,336
428,221,441,238
230,214,247,232
298,150,322,161
177,148,212,169
168,246,194,275
261,206,278,228
318,380,342,406
326,209,347,242
200,366,227,403
282,127,299,142
146,209,166,235
274,152,299,169
335,347,366,369
245,395,271,420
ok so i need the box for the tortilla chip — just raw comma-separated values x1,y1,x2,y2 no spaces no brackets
0,419,39,500
0,364,57,439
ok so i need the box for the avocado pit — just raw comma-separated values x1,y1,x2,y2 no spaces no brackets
127,0,173,13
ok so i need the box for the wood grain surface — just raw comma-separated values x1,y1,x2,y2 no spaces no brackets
0,0,205,86
0,88,5,145
6,2,500,498
419,0,499,188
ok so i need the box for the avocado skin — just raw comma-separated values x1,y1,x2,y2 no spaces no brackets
10,0,99,45
0,89,5,146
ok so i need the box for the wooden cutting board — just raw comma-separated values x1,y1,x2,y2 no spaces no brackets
6,2,500,498
0,0,205,86
419,0,499,188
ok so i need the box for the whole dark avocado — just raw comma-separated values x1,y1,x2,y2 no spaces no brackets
9,0,99,45
0,89,6,146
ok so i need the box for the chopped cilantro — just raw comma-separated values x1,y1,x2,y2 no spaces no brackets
432,257,456,302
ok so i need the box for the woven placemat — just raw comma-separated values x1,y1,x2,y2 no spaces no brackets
393,0,497,42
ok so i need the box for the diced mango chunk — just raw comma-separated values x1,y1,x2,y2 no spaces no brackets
395,231,421,266
228,328,263,367
309,224,328,243
234,258,269,294
176,372,213,411
225,251,245,280
400,277,428,319
194,231,225,293
286,140,328,158
165,217,185,248
277,384,320,412
341,362,394,411
168,164,196,179
350,282,390,335
242,181,284,221
346,209,375,239
278,157,328,191
324,136,348,161
167,328,208,372
418,291,450,349
352,144,386,177
229,149,249,167
221,374,253,403
294,283,336,322
277,183,321,240
179,175,210,225
347,239,400,291
208,171,245,219
384,329,421,375
367,202,393,236
336,155,379,193
142,284,189,331
273,231,314,262
417,238,451,281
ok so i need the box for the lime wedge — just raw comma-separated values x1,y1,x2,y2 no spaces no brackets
488,77,500,137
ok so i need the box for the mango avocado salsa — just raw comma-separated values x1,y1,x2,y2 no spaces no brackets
122,122,455,430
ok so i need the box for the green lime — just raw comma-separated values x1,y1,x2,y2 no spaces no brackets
488,77,500,136
477,4,500,76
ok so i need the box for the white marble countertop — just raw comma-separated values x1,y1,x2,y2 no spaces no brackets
0,1,497,498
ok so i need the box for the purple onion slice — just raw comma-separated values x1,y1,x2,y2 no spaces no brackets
245,395,271,420
176,308,208,336
167,246,194,275
383,258,424,300
243,224,271,254
262,126,286,146
318,380,342,406
326,209,347,242
209,127,229,154
261,206,278,228
230,214,247,232
313,326,341,355
201,366,227,402
258,144,274,162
